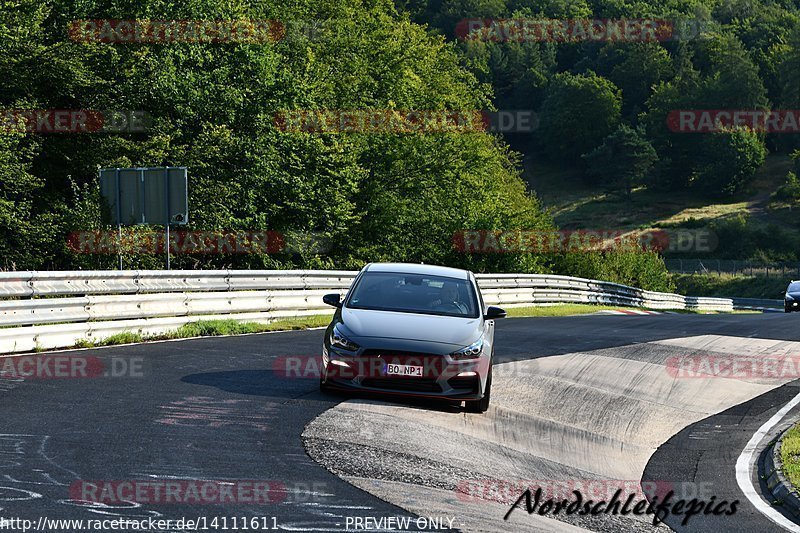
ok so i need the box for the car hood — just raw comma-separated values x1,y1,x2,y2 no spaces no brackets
788,292,800,299
340,307,481,347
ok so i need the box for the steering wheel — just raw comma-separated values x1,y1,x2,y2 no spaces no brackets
435,301,463,312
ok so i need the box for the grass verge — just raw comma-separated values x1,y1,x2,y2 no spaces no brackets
527,154,794,232
67,302,743,350
781,423,800,489
506,304,631,317
72,315,333,349
506,304,741,317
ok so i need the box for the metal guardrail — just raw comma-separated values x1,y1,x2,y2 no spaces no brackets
0,270,355,297
0,270,745,354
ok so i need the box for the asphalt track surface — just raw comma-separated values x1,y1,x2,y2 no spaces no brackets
1,313,800,532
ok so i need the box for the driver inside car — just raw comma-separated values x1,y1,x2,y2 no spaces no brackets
429,282,468,314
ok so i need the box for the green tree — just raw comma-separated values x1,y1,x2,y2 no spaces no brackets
582,125,657,197
693,33,769,110
592,43,673,119
538,71,621,160
779,25,800,107
643,34,768,193
691,127,766,196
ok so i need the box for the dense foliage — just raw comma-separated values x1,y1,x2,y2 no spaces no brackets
582,124,657,197
16,0,781,289
0,0,555,275
428,0,795,198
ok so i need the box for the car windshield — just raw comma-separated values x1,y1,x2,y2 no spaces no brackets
789,282,800,292
346,271,479,318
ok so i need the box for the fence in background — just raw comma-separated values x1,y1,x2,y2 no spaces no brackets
666,258,800,278
0,270,760,354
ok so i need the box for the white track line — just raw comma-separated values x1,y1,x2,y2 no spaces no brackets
735,390,800,532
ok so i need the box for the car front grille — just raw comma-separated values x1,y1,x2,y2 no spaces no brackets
358,350,447,376
361,349,443,359
361,377,442,393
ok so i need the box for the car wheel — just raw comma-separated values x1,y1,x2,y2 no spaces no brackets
786,307,792,313
466,367,491,414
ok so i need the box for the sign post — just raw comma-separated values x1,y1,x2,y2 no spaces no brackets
99,167,189,270
164,167,170,270
114,168,122,270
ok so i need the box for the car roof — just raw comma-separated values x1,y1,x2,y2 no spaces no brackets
363,262,471,280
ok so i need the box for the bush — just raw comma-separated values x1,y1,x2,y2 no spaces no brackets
706,215,800,261
672,274,790,299
774,171,800,202
550,248,674,292
691,128,767,197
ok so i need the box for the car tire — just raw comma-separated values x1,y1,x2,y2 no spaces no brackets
786,307,792,313
466,367,492,414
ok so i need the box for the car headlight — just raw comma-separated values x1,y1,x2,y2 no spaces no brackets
451,339,483,360
330,324,360,352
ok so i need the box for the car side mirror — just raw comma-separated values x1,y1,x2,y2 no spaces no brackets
484,306,507,320
323,293,342,308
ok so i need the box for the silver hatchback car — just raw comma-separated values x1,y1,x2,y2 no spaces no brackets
319,263,506,413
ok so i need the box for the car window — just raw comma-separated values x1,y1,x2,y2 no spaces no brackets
789,282,800,292
346,271,479,318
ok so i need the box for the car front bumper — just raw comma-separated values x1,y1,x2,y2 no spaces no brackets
321,347,489,400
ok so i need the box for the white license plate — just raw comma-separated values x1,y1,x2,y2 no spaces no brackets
385,364,423,377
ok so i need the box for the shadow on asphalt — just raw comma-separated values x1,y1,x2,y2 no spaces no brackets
182,369,319,398
181,369,464,413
